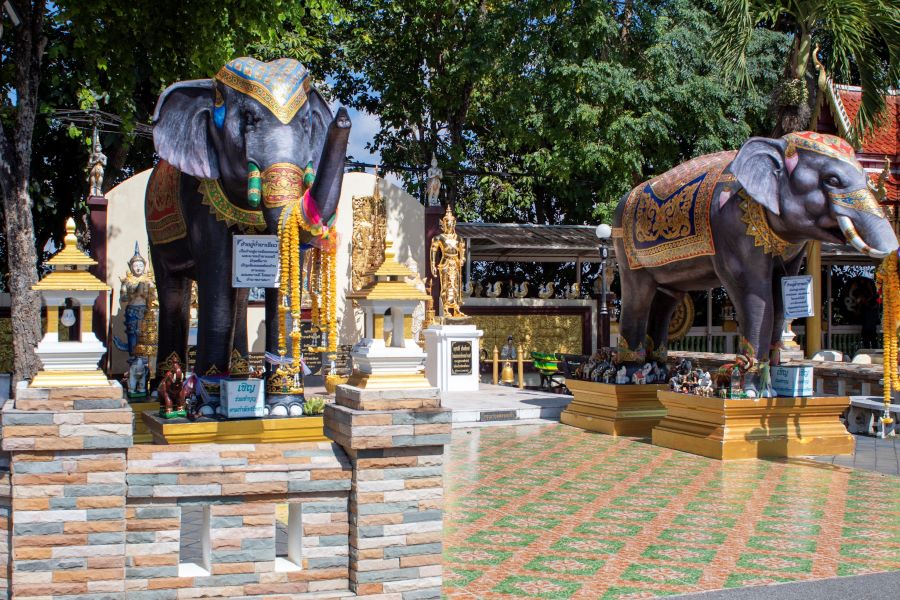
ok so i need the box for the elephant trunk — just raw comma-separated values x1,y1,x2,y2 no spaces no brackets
832,188,898,259
310,107,352,223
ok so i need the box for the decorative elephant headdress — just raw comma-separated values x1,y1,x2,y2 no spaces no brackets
213,57,312,126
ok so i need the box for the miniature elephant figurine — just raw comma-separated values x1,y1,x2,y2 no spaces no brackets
614,132,898,366
146,57,351,413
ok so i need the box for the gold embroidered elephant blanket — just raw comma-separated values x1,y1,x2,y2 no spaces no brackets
622,150,737,269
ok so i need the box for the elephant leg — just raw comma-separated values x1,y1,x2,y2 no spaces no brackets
264,287,279,377
769,253,807,354
647,289,685,356
232,287,249,357
195,279,238,377
154,274,191,378
723,278,774,392
617,266,658,353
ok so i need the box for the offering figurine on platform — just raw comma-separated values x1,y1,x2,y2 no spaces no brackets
158,356,191,418
430,205,466,318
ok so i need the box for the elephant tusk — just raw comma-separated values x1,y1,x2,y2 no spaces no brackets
837,215,890,259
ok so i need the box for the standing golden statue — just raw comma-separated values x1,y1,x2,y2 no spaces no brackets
430,205,466,318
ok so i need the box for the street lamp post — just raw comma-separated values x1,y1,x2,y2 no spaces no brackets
595,223,612,349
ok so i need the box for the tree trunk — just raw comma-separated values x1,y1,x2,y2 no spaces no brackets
0,0,48,385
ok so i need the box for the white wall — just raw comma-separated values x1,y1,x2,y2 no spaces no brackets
105,169,153,374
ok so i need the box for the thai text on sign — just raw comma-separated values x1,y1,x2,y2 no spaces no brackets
781,275,814,319
233,235,279,288
451,341,472,375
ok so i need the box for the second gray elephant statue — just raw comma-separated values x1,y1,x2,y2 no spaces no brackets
614,131,897,369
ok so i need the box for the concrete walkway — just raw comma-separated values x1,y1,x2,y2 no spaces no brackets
440,384,571,426
811,433,899,476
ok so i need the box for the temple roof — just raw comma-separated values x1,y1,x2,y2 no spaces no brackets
814,66,899,203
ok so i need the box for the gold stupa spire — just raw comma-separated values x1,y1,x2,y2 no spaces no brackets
34,218,109,292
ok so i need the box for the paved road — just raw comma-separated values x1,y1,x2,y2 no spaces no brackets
671,571,900,599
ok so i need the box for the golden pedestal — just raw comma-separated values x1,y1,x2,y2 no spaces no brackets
561,380,666,436
129,400,158,444
652,391,854,460
141,412,327,445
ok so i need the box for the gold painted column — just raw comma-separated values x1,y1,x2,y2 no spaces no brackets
805,241,822,357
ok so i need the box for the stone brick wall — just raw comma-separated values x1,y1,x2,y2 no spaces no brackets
0,382,450,600
125,442,352,598
2,383,132,599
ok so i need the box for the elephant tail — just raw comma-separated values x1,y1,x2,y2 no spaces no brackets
112,336,129,352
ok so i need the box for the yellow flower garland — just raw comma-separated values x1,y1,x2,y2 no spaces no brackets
876,252,899,426
277,201,340,381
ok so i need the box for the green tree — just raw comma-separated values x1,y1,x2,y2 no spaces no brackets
330,0,788,226
0,0,340,383
715,0,900,140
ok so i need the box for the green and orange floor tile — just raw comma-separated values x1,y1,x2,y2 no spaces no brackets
442,423,900,599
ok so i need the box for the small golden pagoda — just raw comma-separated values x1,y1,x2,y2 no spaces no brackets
30,218,112,388
346,235,432,389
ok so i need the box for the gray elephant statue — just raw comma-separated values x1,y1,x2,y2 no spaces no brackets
146,57,351,414
614,131,897,369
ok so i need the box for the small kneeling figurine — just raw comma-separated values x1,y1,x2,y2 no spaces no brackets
158,357,189,418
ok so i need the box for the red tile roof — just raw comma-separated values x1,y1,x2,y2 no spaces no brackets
836,86,899,156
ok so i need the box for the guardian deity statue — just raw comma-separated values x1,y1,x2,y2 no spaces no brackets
430,205,466,318
86,124,107,197
426,154,442,206
114,243,157,361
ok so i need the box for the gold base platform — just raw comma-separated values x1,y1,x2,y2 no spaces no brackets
560,380,666,436
140,412,327,445
129,401,158,444
652,391,854,460
29,370,113,388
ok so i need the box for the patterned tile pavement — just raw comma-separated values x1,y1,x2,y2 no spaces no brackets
442,424,900,599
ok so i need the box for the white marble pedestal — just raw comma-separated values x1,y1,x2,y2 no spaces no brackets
424,324,483,392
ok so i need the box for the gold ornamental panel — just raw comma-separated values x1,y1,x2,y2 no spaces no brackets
351,194,387,291
471,314,584,359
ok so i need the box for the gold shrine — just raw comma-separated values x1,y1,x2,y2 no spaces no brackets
346,235,432,390
31,218,112,388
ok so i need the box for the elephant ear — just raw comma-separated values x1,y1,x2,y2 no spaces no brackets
152,79,220,180
730,137,788,216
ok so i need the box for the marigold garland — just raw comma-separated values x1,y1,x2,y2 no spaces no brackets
876,251,899,427
277,195,340,384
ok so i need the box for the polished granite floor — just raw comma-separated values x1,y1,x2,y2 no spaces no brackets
442,423,900,599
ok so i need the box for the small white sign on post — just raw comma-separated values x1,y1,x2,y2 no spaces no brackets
782,275,814,319
232,235,279,288
220,378,266,418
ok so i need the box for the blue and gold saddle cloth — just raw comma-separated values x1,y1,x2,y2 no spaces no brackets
622,151,736,269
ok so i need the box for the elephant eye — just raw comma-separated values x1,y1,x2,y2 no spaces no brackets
244,111,261,129
825,175,842,187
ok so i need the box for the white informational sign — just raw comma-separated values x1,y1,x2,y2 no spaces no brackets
771,365,814,397
232,235,279,288
221,379,266,418
781,275,814,319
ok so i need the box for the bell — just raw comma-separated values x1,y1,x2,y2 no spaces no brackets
60,308,76,328
501,360,515,385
